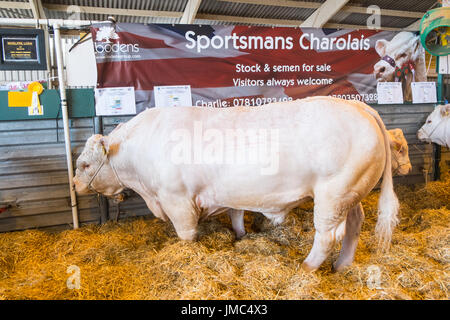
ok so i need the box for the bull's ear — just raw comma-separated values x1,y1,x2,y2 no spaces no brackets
375,39,388,57
98,137,109,156
440,105,450,117
392,128,403,138
390,137,402,151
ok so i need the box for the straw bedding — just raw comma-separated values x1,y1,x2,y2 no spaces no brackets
0,178,448,300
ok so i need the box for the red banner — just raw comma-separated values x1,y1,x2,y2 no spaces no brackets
91,23,425,112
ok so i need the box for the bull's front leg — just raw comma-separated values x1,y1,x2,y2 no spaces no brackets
160,196,199,241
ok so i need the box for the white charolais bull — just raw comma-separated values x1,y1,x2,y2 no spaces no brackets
374,32,426,101
74,97,400,272
417,104,450,147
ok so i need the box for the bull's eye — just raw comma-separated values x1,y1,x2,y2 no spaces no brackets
427,120,432,124
396,53,407,60
80,162,90,170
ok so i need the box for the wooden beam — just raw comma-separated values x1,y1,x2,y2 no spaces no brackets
43,4,183,19
0,1,31,10
28,0,46,19
218,0,425,18
324,22,398,32
301,0,350,28
404,19,421,31
341,6,423,19
180,0,202,24
217,0,320,9
196,13,404,31
195,13,302,26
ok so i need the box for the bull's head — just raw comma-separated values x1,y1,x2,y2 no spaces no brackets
73,134,124,197
388,128,412,175
374,59,395,82
374,32,423,81
417,104,450,147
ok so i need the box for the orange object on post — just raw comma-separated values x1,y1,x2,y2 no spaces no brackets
8,81,44,107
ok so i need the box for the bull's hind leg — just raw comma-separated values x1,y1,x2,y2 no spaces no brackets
333,202,365,272
228,209,246,239
302,191,360,272
263,211,287,226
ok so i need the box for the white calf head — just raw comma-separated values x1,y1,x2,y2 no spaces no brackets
374,59,395,82
375,32,423,69
73,134,124,196
388,128,412,175
417,105,450,146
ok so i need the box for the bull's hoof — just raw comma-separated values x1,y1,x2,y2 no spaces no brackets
332,261,351,273
301,262,318,273
235,231,246,240
177,229,198,241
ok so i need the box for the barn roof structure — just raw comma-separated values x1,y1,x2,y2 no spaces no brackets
0,0,440,31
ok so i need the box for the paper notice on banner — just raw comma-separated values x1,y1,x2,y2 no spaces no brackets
154,85,192,108
376,82,403,104
411,82,437,104
95,87,136,116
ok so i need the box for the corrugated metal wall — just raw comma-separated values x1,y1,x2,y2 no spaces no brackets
0,117,100,232
440,84,450,179
376,103,436,184
0,103,439,233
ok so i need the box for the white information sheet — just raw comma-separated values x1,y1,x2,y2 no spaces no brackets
411,82,437,104
438,55,449,74
376,82,403,104
154,85,192,108
95,87,136,116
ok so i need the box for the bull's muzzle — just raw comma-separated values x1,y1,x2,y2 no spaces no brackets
73,176,91,195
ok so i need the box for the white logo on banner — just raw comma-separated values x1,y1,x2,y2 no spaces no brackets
96,26,120,43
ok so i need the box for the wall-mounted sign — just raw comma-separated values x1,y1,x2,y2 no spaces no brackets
0,29,46,70
2,37,39,62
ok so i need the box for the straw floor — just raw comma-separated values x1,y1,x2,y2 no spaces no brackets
0,178,448,300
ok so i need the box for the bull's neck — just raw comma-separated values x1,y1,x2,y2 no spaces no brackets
413,54,427,82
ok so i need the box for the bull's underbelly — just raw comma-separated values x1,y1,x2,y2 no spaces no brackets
188,162,318,217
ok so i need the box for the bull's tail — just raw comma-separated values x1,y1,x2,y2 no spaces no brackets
376,129,400,249
357,103,399,249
